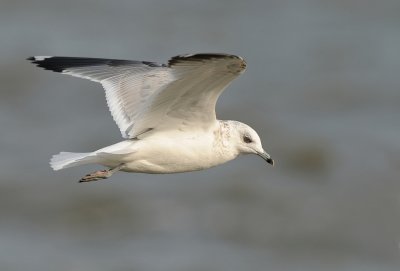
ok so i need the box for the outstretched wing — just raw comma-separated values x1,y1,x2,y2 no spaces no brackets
28,53,246,138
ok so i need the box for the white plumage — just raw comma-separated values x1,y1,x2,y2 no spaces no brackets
29,53,273,182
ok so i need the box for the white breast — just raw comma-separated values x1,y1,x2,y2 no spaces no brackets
118,129,236,173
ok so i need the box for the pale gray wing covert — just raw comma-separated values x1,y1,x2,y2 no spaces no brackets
132,54,246,134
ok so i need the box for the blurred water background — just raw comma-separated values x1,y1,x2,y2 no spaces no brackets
1,0,400,270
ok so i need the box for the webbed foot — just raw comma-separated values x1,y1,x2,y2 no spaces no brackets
79,164,125,183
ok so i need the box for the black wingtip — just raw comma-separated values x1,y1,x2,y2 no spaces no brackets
27,56,66,72
168,53,245,66
27,56,164,73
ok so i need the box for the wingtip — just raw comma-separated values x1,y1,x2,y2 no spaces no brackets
175,53,243,59
168,53,246,69
27,56,53,63
27,56,66,72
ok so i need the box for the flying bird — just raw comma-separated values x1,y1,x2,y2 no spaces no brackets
28,53,274,182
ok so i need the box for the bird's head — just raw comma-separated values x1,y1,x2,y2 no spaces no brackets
228,121,274,166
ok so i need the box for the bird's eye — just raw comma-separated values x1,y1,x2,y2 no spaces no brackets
243,135,252,143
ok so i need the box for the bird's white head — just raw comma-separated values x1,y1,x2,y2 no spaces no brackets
223,121,274,165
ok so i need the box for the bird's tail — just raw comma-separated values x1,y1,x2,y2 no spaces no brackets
50,152,95,171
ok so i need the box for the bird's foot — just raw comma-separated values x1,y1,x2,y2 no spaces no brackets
78,164,125,183
79,170,112,183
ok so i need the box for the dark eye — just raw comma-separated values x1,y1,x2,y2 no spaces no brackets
243,135,252,143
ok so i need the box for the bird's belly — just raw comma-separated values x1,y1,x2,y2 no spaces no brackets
122,160,207,174
120,139,228,174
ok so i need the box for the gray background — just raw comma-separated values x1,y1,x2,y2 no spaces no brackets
1,0,400,270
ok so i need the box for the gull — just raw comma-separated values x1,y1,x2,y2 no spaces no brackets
28,53,274,182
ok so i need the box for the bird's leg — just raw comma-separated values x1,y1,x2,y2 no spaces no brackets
79,164,125,183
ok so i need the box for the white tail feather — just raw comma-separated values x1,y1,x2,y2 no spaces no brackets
50,152,94,170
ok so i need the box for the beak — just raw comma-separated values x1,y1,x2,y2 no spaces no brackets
257,150,274,166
